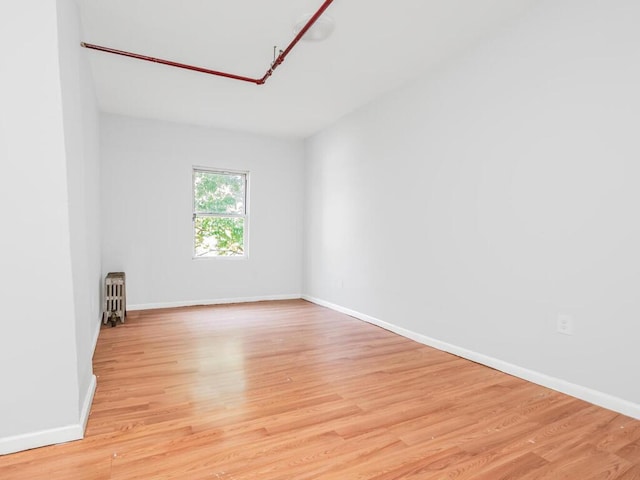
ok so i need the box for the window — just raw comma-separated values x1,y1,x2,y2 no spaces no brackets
192,168,248,258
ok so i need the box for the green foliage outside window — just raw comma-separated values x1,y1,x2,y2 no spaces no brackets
193,170,247,257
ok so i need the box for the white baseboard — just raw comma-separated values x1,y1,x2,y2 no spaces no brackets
0,375,98,455
302,295,640,420
80,375,97,432
0,423,83,456
92,316,101,356
128,294,302,311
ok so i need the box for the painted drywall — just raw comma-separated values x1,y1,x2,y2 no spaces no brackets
101,115,304,307
56,0,101,410
0,1,81,443
304,0,640,408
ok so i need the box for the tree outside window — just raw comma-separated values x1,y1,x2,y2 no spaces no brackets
193,168,248,257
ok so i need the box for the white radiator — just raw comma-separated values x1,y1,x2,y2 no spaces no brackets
103,272,126,326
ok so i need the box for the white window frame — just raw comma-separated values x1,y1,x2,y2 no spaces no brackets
192,166,250,259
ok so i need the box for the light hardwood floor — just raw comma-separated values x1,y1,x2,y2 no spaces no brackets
1,299,639,479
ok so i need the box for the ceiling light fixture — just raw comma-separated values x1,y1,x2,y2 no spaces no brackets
294,13,335,41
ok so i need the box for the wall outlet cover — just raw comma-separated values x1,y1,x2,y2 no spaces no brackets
557,314,574,336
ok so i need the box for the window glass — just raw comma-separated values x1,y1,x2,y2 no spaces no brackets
193,168,248,258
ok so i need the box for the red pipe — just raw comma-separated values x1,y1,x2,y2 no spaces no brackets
81,0,335,86
80,43,261,84
259,0,335,84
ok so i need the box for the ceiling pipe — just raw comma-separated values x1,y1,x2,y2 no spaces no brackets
80,43,261,84
81,0,335,86
258,0,334,84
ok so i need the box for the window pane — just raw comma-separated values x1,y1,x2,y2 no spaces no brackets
194,171,245,215
194,217,244,257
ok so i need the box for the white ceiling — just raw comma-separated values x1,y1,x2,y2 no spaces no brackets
77,0,538,138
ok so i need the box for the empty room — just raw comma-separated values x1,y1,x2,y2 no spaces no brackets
1,0,639,478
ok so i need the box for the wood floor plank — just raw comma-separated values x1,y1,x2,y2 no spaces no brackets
0,299,638,479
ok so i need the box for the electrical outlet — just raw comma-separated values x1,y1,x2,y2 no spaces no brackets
557,314,574,335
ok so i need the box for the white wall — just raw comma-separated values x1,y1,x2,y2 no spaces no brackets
304,0,640,414
101,115,304,308
0,0,85,451
56,0,101,410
